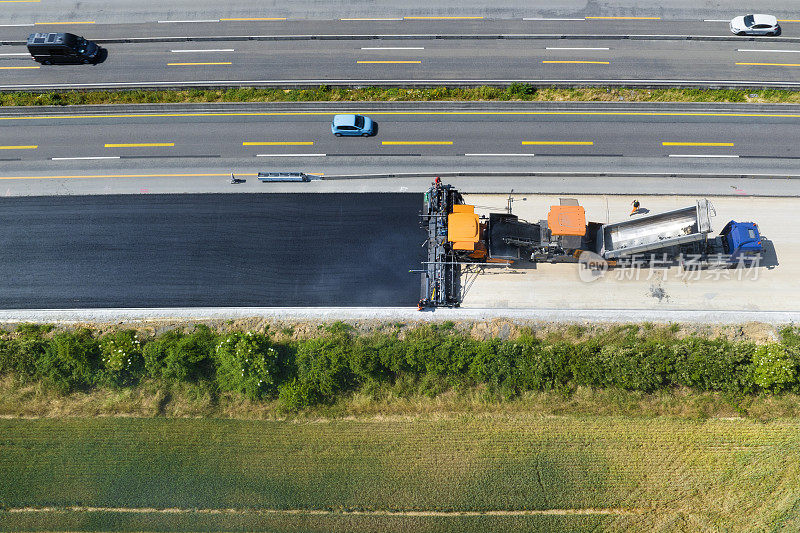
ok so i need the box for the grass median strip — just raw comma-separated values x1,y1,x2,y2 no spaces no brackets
13,86,800,106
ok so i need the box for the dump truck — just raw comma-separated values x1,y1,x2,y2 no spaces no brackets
419,179,763,308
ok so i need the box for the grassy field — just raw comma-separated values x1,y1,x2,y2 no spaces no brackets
1,415,799,532
4,86,800,106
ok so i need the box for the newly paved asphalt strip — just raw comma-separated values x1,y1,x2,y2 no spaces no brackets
0,194,424,308
1,102,800,190
7,36,800,89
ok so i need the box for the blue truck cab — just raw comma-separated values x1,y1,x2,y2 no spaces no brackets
719,221,763,262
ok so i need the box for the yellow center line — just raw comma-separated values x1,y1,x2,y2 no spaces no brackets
586,16,661,20
167,62,232,66
0,66,40,70
662,142,734,147
8,111,800,121
243,141,314,146
104,143,174,148
0,145,37,149
778,19,800,22
34,21,95,24
357,60,422,64
219,17,286,21
0,173,259,181
522,141,593,145
403,16,484,20
736,62,800,67
382,141,453,145
543,60,610,64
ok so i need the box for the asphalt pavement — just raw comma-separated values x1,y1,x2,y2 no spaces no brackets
7,37,800,90
5,20,800,89
0,193,424,308
1,102,800,196
1,0,799,25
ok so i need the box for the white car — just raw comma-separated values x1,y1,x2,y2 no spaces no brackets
730,14,781,36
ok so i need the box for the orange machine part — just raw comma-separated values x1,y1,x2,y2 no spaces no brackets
547,205,586,236
448,205,481,251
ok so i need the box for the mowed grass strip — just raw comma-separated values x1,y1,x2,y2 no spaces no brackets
1,416,800,531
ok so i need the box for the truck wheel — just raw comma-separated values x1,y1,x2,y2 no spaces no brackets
82,58,90,64
335,133,342,137
362,133,369,137
42,60,51,65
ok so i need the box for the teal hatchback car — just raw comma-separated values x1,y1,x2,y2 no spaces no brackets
331,114,375,136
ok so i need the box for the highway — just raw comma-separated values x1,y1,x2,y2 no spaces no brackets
2,102,800,197
0,193,423,308
8,37,800,89
7,19,800,88
0,0,799,25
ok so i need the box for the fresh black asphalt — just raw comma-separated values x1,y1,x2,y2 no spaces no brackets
0,193,424,308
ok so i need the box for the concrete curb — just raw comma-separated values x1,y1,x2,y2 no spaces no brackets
3,33,798,46
321,171,800,181
0,307,796,324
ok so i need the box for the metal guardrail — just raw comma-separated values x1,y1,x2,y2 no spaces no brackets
257,171,310,183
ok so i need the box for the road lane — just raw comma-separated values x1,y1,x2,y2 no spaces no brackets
0,102,799,195
5,38,800,89
0,193,424,308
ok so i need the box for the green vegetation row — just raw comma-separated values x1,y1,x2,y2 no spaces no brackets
2,85,800,106
2,323,800,411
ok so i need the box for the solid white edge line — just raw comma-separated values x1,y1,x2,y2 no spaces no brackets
0,53,30,56
255,153,326,157
668,154,739,158
703,19,730,22
523,18,585,21
737,49,800,53
0,24,34,27
360,47,425,50
51,156,121,160
170,49,235,53
9,79,800,89
546,47,610,50
464,153,535,156
157,19,220,23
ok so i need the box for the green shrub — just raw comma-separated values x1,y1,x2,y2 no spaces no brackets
673,339,754,392
142,329,180,379
215,332,279,399
0,329,49,379
161,326,217,382
99,330,144,386
35,329,99,393
751,344,797,393
294,335,355,402
277,378,316,410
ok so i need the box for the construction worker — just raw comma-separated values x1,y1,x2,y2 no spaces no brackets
630,200,641,216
